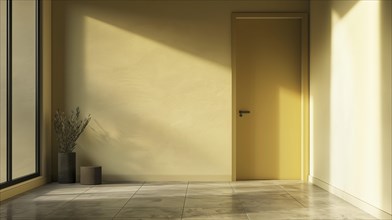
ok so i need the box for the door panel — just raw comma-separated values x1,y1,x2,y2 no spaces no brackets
234,16,302,180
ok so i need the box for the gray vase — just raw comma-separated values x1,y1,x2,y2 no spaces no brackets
58,152,76,183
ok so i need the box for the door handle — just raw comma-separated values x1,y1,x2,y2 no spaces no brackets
239,110,250,117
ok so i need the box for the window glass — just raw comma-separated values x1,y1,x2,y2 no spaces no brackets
0,0,7,184
11,0,37,179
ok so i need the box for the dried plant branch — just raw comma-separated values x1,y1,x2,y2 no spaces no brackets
54,107,91,153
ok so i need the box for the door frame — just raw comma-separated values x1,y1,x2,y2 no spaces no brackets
231,13,309,182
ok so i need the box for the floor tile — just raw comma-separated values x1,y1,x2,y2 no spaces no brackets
2,194,78,204
242,199,304,212
133,190,186,198
185,195,243,208
24,183,92,196
75,192,135,199
125,196,185,208
84,184,141,193
0,194,79,214
232,185,284,194
1,218,41,220
248,207,343,219
292,195,348,208
230,180,278,187
114,218,181,220
143,181,187,186
187,188,234,196
46,207,120,218
188,182,232,189
235,192,291,200
42,218,112,220
115,207,183,218
62,198,129,208
0,207,54,219
182,207,247,219
317,206,379,220
246,208,317,220
182,216,248,220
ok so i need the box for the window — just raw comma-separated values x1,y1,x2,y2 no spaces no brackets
0,0,41,189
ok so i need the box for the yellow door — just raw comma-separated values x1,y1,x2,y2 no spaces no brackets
234,14,303,180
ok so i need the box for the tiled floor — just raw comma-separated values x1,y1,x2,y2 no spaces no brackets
0,180,379,219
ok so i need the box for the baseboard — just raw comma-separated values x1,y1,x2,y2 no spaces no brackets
309,175,392,220
0,176,48,201
101,174,232,183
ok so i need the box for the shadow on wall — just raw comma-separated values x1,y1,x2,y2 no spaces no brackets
310,0,335,183
380,0,392,214
77,114,215,181
75,0,231,68
51,2,66,181
52,0,235,181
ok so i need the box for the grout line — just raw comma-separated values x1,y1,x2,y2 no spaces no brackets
39,183,93,218
111,181,145,219
229,181,250,220
180,181,190,219
278,183,307,208
228,181,235,193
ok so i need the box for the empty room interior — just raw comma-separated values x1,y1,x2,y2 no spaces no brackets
0,0,391,219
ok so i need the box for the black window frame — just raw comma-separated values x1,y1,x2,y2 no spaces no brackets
0,0,41,189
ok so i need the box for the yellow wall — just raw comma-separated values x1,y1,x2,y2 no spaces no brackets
310,0,391,218
52,0,309,181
